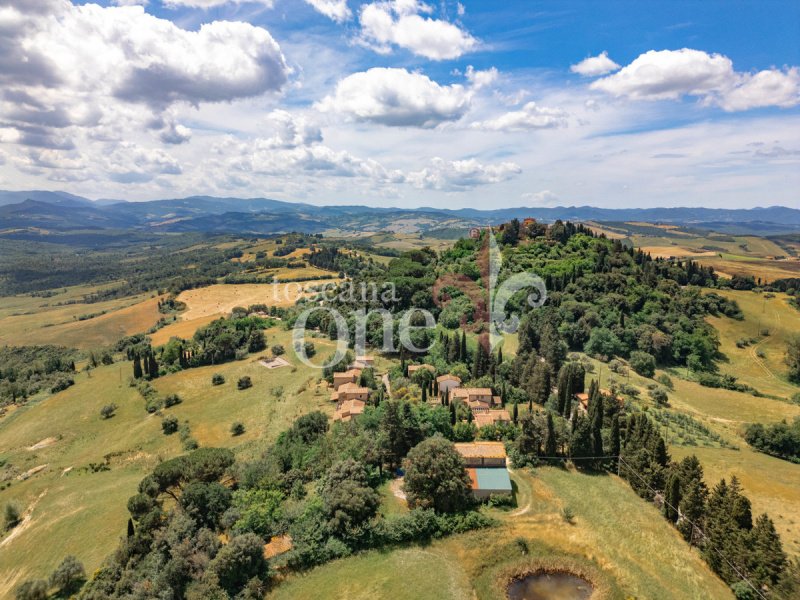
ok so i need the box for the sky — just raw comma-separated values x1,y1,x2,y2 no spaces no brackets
0,0,798,208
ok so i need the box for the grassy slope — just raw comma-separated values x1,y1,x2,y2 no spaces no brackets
0,327,338,597
0,285,163,350
707,290,800,400
269,468,731,600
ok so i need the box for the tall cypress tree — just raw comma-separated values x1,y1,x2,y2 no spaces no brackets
127,518,135,538
544,411,557,457
609,414,621,469
512,401,519,425
664,473,681,523
148,354,159,379
590,388,604,457
449,401,457,425
460,330,467,362
133,354,143,379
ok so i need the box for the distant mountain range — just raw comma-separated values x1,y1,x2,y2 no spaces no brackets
0,190,799,240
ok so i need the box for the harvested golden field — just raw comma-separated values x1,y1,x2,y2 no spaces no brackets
176,281,338,321
641,245,717,259
0,289,163,350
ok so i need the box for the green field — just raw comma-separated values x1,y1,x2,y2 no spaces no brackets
270,468,731,600
0,327,339,596
707,290,800,400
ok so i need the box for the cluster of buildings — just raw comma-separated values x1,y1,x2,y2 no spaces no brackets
454,441,513,499
435,373,511,428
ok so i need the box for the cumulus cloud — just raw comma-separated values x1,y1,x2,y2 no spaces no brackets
465,65,498,89
358,0,476,60
407,157,521,190
570,51,620,77
521,190,559,205
718,67,800,111
159,121,192,145
0,0,289,155
304,0,351,22
590,48,800,111
316,67,470,127
471,102,568,131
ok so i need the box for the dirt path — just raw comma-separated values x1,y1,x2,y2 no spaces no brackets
382,373,392,398
0,491,46,550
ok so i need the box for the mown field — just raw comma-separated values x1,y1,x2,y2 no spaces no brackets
707,289,800,400
589,221,800,282
270,468,731,600
0,283,163,350
0,327,339,596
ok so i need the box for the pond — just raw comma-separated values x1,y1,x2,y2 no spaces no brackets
507,572,593,600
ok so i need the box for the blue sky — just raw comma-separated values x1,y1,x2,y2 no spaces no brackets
1,0,798,208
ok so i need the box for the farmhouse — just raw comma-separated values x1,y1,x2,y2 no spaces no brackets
576,389,624,414
451,387,499,409
332,399,366,423
455,441,508,467
407,363,435,376
473,409,511,429
333,368,362,390
436,373,461,396
350,355,375,369
330,382,369,403
455,442,512,499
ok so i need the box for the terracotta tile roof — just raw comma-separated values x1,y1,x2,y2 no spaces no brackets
454,441,507,459
436,374,461,383
333,399,366,422
473,409,511,428
408,364,435,373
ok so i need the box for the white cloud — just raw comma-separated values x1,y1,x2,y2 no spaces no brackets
520,190,559,205
590,49,733,100
465,65,498,90
407,157,521,190
316,67,470,127
570,51,620,77
0,1,289,152
590,48,800,111
358,0,476,60
159,121,192,145
718,67,800,111
303,0,351,22
471,102,568,131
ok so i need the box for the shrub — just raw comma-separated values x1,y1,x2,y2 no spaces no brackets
237,376,253,390
649,387,669,405
231,422,245,436
629,351,656,378
212,373,225,386
162,415,179,434
271,344,285,356
13,579,48,600
163,393,182,408
49,555,85,594
4,502,21,530
561,506,575,524
100,403,117,419
656,373,674,389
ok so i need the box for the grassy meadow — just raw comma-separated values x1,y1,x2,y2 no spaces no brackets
270,468,731,600
0,326,340,596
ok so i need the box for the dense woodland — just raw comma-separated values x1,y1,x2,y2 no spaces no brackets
0,346,78,406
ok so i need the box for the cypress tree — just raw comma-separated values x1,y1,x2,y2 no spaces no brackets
127,518,135,538
142,352,150,376
449,401,457,425
148,354,159,379
750,513,786,587
664,473,681,523
569,415,593,462
421,384,427,403
544,411,557,457
133,355,143,379
497,347,503,364
609,414,621,468
512,401,519,424
590,389,604,457
460,330,467,362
